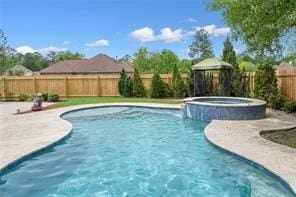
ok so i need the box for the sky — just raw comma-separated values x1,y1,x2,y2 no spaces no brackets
0,0,244,59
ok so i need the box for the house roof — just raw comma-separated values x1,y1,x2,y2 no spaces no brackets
6,65,33,74
40,54,134,74
192,58,233,71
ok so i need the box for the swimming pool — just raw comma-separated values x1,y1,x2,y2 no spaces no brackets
0,107,294,196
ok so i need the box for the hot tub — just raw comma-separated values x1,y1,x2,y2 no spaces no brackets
183,97,266,121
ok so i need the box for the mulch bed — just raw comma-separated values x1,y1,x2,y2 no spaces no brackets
14,104,60,115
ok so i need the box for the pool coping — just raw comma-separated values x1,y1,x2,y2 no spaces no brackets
183,96,267,107
0,103,295,194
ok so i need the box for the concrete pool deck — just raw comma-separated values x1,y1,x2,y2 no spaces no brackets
0,102,296,193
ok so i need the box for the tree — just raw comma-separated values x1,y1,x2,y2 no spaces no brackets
53,51,84,63
254,62,278,101
189,29,214,59
151,73,168,98
186,68,195,97
211,0,296,57
158,49,180,73
133,47,152,73
172,64,187,98
118,54,132,63
222,37,246,97
0,29,8,70
22,52,48,71
118,68,127,96
133,68,146,97
125,76,134,97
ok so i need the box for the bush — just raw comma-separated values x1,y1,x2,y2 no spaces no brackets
186,69,194,97
172,64,187,98
254,62,278,101
268,93,285,110
19,94,30,101
48,94,60,102
151,73,168,98
42,93,48,101
4,91,14,100
118,68,127,96
283,101,296,113
133,69,146,97
125,76,134,97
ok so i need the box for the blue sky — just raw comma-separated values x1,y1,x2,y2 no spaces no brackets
0,0,244,59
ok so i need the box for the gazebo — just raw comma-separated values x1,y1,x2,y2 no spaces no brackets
192,58,233,96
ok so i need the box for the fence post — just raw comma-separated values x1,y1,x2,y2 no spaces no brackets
3,77,6,98
33,76,36,94
97,75,101,96
65,76,68,97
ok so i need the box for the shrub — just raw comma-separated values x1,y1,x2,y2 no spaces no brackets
118,68,127,96
42,93,48,101
268,93,285,110
133,68,146,97
151,73,168,98
172,64,187,98
283,101,296,113
186,69,194,97
4,91,14,100
48,94,60,102
19,94,30,101
254,62,278,101
125,76,134,97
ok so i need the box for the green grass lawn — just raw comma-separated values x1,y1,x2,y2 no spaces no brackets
54,97,182,107
260,129,296,149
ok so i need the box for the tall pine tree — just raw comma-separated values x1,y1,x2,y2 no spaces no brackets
222,37,246,97
172,64,187,98
189,29,214,59
118,68,127,96
133,68,146,97
151,73,168,98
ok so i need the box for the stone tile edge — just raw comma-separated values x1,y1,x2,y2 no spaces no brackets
204,123,296,195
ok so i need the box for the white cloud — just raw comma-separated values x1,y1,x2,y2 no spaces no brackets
38,46,67,55
85,39,109,48
158,28,183,42
16,46,36,54
186,17,198,23
196,24,230,36
129,27,156,42
15,45,67,55
62,40,77,45
130,27,184,43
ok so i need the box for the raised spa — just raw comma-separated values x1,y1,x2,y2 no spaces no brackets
183,97,266,121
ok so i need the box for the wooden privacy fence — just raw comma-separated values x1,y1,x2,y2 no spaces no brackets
0,74,181,98
0,71,295,100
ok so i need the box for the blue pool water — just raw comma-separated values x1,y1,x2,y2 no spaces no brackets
0,107,294,196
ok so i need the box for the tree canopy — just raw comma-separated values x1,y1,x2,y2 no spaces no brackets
211,0,296,57
53,51,84,63
132,47,190,74
189,29,214,59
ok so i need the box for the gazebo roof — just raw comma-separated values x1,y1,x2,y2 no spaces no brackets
192,58,233,70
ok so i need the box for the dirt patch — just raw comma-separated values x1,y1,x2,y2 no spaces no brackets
261,128,296,149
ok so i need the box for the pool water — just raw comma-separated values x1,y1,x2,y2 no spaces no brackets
0,107,294,196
